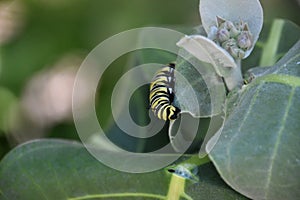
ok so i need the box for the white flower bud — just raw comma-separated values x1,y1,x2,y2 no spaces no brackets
223,21,235,30
237,31,252,50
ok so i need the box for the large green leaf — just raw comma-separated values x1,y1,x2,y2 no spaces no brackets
0,139,248,200
208,41,300,199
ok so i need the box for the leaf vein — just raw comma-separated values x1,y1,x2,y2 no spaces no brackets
48,160,69,199
17,161,49,200
264,86,296,198
68,192,166,200
226,84,263,184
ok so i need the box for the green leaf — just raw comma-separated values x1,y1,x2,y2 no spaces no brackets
173,49,226,117
168,44,227,153
208,41,300,199
0,139,248,200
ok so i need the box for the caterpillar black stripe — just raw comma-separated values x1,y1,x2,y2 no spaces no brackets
149,63,181,121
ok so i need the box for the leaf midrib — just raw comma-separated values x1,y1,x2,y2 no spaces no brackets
264,86,296,199
226,83,263,187
252,74,300,88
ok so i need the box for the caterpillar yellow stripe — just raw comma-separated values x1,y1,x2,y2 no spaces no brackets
149,63,181,121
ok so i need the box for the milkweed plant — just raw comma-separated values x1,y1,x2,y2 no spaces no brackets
0,0,299,200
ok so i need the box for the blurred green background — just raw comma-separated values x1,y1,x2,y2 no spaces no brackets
0,0,299,159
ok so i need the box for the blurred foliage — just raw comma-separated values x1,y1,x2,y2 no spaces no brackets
0,0,299,158
0,0,200,157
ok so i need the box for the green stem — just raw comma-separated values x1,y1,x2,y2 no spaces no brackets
166,175,192,200
165,155,210,200
260,19,284,66
224,60,243,91
182,154,211,168
166,155,211,183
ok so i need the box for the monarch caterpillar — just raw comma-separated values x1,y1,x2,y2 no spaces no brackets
149,63,181,121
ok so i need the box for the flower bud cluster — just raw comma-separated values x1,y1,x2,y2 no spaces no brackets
209,16,253,60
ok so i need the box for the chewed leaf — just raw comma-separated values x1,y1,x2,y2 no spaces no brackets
173,48,226,117
168,48,226,153
200,0,263,58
